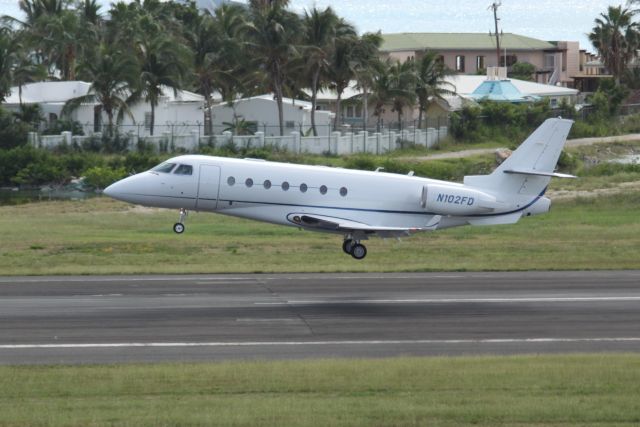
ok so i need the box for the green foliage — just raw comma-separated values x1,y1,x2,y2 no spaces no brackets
41,119,85,136
450,101,550,144
0,108,31,150
508,61,535,81
82,166,128,189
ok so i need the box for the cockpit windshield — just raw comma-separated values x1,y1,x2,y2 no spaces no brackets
151,162,176,173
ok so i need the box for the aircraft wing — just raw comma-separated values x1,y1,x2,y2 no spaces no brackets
287,213,440,237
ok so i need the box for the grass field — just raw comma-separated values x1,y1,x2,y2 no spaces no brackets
0,355,639,426
0,189,639,275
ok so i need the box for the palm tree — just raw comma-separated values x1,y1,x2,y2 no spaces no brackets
414,51,455,129
187,4,246,135
327,18,357,129
12,50,47,105
62,44,138,136
131,34,190,135
388,59,416,129
589,5,639,84
351,32,382,131
302,6,339,136
245,0,302,135
0,28,17,103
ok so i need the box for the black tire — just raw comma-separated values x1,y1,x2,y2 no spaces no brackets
342,239,355,254
350,243,367,260
173,223,185,234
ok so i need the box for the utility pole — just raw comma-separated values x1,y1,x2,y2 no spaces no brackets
489,1,502,67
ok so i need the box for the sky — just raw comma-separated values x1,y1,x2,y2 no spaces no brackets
0,0,621,51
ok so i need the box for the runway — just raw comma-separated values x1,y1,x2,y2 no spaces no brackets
0,271,639,364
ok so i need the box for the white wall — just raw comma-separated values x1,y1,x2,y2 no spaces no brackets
211,98,333,136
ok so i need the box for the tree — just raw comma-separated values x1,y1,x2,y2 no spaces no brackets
302,7,339,136
131,33,190,136
0,28,17,103
245,0,302,135
414,51,455,129
187,4,247,135
508,61,535,81
388,59,416,128
62,44,138,136
351,32,382,131
589,5,639,84
327,18,357,129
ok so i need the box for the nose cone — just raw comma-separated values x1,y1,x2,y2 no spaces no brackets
102,173,153,204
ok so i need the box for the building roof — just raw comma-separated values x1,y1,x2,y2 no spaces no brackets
446,75,579,97
213,94,314,111
380,33,556,52
467,79,540,103
2,81,204,106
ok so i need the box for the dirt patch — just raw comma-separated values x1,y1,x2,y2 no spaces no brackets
548,181,640,200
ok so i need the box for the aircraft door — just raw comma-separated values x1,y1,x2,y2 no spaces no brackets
196,165,221,211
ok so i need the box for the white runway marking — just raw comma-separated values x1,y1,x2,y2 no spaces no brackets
256,296,640,305
2,337,640,349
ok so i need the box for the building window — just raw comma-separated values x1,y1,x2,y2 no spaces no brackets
282,181,290,191
319,185,327,195
93,105,102,133
144,112,152,131
476,55,485,71
544,54,555,69
300,183,308,193
263,180,271,189
227,176,235,186
501,54,518,67
456,55,465,72
285,121,295,129
245,178,253,188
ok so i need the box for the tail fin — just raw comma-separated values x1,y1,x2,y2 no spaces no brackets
464,118,574,196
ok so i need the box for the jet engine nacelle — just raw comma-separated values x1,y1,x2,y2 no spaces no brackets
523,197,551,217
421,183,501,215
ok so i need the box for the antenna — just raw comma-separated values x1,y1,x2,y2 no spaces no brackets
489,1,502,67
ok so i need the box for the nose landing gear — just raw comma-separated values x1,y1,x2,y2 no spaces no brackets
173,208,188,234
342,237,367,260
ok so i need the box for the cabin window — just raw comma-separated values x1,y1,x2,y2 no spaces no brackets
174,164,193,175
282,181,290,191
263,179,272,189
151,162,176,173
227,176,235,186
319,185,328,195
245,178,253,188
340,187,348,197
300,183,308,193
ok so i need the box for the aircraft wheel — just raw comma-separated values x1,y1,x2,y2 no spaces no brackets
173,223,185,234
342,239,355,254
350,244,367,260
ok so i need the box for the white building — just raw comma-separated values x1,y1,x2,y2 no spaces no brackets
211,95,335,136
2,81,205,137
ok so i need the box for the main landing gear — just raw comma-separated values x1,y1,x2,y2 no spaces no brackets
342,237,367,260
173,208,188,234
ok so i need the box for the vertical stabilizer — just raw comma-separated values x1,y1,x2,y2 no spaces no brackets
463,118,573,196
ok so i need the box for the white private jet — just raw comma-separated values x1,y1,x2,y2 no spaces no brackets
104,118,574,260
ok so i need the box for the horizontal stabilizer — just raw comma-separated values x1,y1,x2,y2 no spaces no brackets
504,169,576,179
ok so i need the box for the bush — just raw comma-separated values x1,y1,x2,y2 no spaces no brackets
41,119,85,136
83,166,128,190
0,107,31,149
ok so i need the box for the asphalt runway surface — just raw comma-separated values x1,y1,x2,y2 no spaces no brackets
1,271,639,365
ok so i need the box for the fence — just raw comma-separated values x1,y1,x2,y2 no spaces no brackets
28,125,449,155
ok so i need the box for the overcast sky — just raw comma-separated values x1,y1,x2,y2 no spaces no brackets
0,0,621,51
